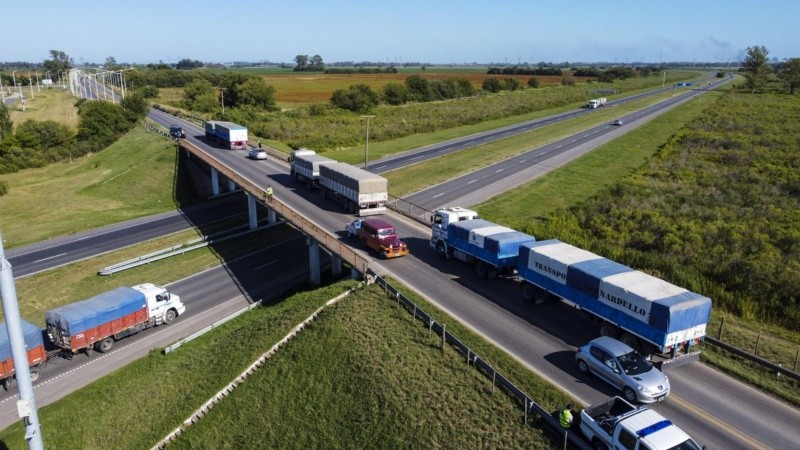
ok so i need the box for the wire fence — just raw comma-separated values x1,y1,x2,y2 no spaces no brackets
369,272,591,450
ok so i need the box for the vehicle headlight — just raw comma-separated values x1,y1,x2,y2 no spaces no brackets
636,384,651,394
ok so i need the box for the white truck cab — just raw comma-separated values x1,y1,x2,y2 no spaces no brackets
132,283,186,325
431,207,480,244
288,148,316,163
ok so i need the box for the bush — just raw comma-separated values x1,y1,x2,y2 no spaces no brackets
482,78,502,93
504,78,521,91
0,180,7,196
330,84,380,113
382,83,409,105
527,77,540,88
76,101,137,152
137,85,160,98
561,76,577,86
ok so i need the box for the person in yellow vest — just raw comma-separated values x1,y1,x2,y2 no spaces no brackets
266,184,273,203
559,403,574,430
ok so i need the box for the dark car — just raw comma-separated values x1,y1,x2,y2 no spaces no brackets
357,218,409,259
169,125,186,139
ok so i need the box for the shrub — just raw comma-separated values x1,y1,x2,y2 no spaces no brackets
482,78,502,93
382,83,409,105
527,77,540,88
330,84,380,113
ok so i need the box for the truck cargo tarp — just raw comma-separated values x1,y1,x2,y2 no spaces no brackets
320,163,388,194
45,287,147,336
0,320,44,361
296,154,335,174
449,219,535,258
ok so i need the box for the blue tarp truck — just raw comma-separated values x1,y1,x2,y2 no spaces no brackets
432,216,536,279
0,320,47,390
518,239,712,364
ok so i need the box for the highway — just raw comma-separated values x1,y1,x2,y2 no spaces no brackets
3,77,798,448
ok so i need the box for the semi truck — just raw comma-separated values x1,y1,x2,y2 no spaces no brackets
0,320,47,390
289,149,335,189
578,396,703,450
430,207,711,363
430,208,536,279
204,120,248,150
319,162,388,216
45,283,185,354
588,98,607,108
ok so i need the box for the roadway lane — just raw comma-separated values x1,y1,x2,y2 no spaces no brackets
5,195,248,278
0,231,316,429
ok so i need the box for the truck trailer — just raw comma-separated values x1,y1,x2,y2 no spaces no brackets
204,120,248,150
319,162,388,216
45,283,185,354
431,213,536,279
0,320,47,390
517,239,711,361
290,149,335,189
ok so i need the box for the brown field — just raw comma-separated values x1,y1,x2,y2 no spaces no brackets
258,73,582,104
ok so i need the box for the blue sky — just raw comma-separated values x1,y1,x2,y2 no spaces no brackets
3,1,798,64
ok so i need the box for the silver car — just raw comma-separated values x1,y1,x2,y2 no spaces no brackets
248,148,267,160
575,336,670,403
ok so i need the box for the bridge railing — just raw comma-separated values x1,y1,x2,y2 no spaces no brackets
180,140,371,274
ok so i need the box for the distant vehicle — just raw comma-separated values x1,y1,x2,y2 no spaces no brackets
248,148,267,160
613,119,624,126
345,218,362,238
169,125,185,139
204,120,248,150
357,218,409,259
588,97,607,109
576,336,670,403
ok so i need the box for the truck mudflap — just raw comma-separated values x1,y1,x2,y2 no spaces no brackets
654,350,701,370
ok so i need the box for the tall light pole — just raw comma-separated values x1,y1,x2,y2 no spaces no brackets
220,89,225,114
361,115,375,171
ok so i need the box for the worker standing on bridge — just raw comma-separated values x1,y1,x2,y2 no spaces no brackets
266,184,273,203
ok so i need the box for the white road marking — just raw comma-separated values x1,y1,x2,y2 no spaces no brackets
33,253,67,263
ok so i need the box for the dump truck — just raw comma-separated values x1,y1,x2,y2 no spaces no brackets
518,239,711,362
0,320,47,390
319,162,388,216
204,120,248,150
588,97,607,108
290,149,335,189
45,284,185,354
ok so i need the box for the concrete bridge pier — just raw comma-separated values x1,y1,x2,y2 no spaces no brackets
228,179,236,192
210,167,220,196
267,208,277,224
332,255,342,277
247,193,258,229
308,238,321,286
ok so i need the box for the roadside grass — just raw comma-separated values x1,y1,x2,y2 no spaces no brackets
0,278,568,449
0,126,188,248
383,89,699,197
170,282,567,449
6,87,79,128
475,92,723,227
0,280,355,450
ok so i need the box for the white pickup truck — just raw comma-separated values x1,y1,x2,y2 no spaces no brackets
579,397,704,450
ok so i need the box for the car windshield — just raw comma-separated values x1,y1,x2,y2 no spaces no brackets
617,350,652,375
377,228,395,238
667,439,702,450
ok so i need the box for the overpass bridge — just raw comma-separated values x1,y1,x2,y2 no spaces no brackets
179,139,370,285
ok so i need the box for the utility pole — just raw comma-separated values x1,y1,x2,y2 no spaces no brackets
0,233,45,450
361,115,375,170
28,73,34,100
221,89,225,114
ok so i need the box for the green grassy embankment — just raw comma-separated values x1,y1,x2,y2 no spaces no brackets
0,280,571,449
0,126,194,248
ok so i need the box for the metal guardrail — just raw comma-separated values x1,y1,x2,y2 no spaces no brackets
98,222,281,275
704,336,800,382
163,301,262,354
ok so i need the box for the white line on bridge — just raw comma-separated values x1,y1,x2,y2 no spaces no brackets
467,179,477,184
433,193,444,198
253,260,278,270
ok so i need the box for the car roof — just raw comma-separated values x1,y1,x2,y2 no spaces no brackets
362,218,395,230
588,336,634,356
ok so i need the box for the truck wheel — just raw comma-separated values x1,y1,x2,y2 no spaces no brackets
3,377,16,391
623,387,638,404
164,309,177,324
599,322,618,339
95,337,114,353
522,283,540,302
436,241,447,259
591,439,608,450
29,368,41,383
619,332,643,354
306,179,312,190
475,261,489,279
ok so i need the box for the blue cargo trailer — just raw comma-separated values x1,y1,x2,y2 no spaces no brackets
440,219,536,278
